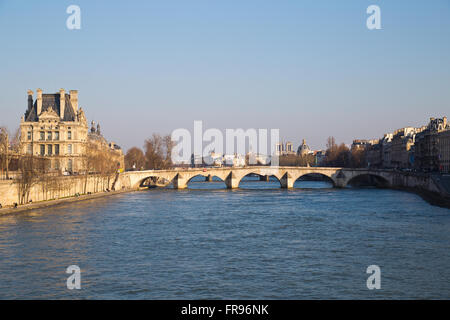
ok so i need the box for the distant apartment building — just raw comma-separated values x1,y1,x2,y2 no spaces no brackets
365,143,382,168
414,117,449,172
390,127,424,169
246,152,271,166
438,129,450,173
201,151,246,167
19,89,124,173
223,154,246,167
313,150,326,166
351,139,378,151
380,133,394,168
203,151,223,167
350,139,381,168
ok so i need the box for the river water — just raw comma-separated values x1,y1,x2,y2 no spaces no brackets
0,177,449,299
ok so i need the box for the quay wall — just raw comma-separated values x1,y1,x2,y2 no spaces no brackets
390,172,450,208
0,174,117,208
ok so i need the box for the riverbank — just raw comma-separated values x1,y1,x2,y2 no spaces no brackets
2,177,449,216
0,188,135,216
399,187,450,209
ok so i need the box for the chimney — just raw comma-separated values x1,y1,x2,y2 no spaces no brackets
70,90,78,113
27,89,33,112
59,88,65,120
36,88,43,117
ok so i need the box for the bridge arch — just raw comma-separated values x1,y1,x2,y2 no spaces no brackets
345,173,390,188
237,172,281,189
186,174,227,189
138,175,173,188
293,172,336,188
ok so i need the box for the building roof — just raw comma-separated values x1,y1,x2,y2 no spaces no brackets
88,132,108,145
427,117,449,132
25,93,76,122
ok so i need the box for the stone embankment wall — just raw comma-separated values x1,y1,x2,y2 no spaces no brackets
0,174,117,208
391,172,440,192
390,172,450,207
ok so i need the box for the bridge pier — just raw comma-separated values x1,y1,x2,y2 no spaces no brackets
173,173,188,189
333,180,347,188
280,172,294,189
225,172,240,189
206,174,213,182
260,175,270,182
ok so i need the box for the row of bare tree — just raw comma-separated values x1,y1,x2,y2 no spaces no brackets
323,136,366,168
279,153,316,167
125,134,173,170
14,142,119,205
81,140,119,194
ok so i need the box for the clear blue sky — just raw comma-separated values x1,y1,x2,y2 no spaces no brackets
0,0,449,151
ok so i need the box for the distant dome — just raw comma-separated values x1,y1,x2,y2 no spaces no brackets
297,139,310,156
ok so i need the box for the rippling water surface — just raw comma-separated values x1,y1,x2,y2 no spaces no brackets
1,178,450,299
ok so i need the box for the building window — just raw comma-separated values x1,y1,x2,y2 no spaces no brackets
68,159,73,172
27,131,32,140
55,144,60,155
68,131,72,140
54,131,59,140
40,131,45,141
47,145,53,155
47,131,52,140
40,144,45,156
54,159,59,170
67,144,72,154
27,144,32,154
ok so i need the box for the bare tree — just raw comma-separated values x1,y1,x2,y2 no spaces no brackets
15,155,49,204
144,134,164,169
163,134,174,169
0,127,10,179
144,134,175,170
125,147,145,170
279,154,315,167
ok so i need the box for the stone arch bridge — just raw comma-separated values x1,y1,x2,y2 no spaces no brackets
116,167,395,190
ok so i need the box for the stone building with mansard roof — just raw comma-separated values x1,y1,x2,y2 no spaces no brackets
19,89,123,173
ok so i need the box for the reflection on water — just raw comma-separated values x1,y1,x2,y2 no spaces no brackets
0,179,450,299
